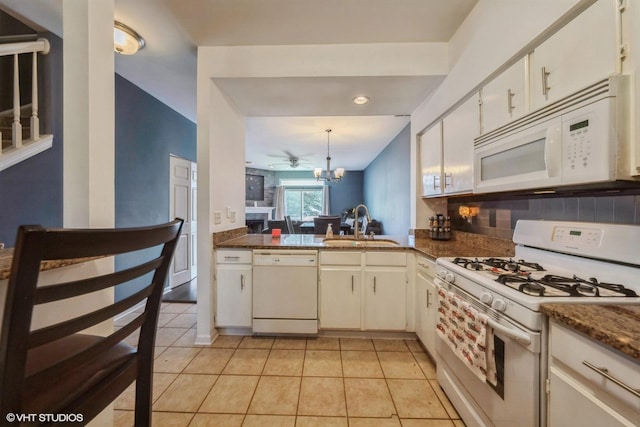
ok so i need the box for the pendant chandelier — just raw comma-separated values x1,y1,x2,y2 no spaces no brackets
314,129,345,182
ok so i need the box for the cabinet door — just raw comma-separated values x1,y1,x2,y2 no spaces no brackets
442,95,478,195
482,58,527,134
216,265,252,327
364,269,407,330
415,273,428,344
424,278,438,356
415,260,437,355
530,0,617,110
548,368,635,427
419,122,443,197
319,267,361,329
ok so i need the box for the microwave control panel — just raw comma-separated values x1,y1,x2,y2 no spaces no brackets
565,119,592,170
561,96,612,183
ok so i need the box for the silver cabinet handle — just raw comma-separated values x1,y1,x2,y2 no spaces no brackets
444,173,452,188
507,88,515,114
433,175,441,190
373,276,377,294
582,360,640,399
351,275,354,293
541,66,550,96
426,289,432,307
240,274,245,291
224,255,240,260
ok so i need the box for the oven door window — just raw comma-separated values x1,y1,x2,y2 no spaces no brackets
490,335,505,399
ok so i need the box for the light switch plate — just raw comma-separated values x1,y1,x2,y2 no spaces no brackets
214,211,222,224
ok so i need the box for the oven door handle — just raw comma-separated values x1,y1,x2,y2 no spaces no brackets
486,318,531,346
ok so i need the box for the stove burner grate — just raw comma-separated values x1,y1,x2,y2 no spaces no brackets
542,275,638,297
484,258,545,273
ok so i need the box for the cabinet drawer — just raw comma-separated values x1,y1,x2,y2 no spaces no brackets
365,251,406,266
320,251,361,266
550,321,640,413
216,249,252,264
416,256,435,278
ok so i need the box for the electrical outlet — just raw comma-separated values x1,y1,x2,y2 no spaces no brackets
230,211,236,223
214,211,222,224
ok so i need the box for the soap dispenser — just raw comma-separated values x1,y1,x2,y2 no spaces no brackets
325,223,334,238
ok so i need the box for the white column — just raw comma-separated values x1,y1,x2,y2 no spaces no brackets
61,5,115,423
63,0,115,229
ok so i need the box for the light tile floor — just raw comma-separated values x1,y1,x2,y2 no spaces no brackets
114,302,465,427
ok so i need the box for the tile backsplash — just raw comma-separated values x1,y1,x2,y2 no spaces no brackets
447,192,640,240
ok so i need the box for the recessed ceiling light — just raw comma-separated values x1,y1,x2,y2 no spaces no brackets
353,96,370,105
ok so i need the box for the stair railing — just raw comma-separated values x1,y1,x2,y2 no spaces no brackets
0,38,51,170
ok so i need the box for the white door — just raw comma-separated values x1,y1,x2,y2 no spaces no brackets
169,156,196,288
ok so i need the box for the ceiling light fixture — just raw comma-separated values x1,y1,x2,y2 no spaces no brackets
114,21,145,55
353,96,370,105
314,129,344,183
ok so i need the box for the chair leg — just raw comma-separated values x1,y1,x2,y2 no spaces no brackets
134,368,153,427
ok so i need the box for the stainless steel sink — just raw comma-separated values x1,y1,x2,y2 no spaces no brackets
322,238,399,247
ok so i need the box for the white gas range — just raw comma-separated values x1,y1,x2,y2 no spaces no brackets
434,220,640,427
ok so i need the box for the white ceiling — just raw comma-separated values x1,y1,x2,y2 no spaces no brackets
0,0,478,171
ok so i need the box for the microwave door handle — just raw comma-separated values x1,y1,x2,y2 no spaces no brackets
544,124,562,177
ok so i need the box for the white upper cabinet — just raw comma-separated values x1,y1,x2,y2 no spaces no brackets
481,57,527,134
442,94,479,195
530,0,618,110
419,122,443,197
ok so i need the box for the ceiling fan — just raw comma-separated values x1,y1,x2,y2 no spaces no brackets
268,150,313,169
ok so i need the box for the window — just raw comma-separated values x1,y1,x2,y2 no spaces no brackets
284,188,324,221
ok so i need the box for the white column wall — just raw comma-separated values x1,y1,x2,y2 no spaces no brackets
62,0,115,229
196,46,246,344
410,0,582,229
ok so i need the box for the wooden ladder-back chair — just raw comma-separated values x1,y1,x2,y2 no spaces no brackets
0,219,183,426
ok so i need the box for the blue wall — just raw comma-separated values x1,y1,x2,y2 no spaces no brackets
363,124,411,235
273,170,364,217
114,74,196,301
0,31,63,246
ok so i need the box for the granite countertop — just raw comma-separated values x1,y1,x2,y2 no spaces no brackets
214,232,515,259
541,303,640,362
0,248,100,281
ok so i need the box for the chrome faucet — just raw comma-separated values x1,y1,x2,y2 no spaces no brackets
353,204,371,239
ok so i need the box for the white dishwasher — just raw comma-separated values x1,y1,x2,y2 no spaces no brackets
252,250,318,334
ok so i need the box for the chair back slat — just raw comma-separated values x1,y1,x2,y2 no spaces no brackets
0,219,183,422
39,224,183,260
34,257,164,305
28,285,154,349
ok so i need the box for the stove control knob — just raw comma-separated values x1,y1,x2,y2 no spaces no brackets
445,272,455,283
438,269,447,279
492,299,507,312
480,292,493,305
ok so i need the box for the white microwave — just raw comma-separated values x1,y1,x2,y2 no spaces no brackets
473,76,638,193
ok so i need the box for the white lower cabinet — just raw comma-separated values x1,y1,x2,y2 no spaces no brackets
363,268,407,330
319,266,361,329
547,320,640,427
319,250,408,331
215,250,252,328
319,251,362,329
415,256,437,355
